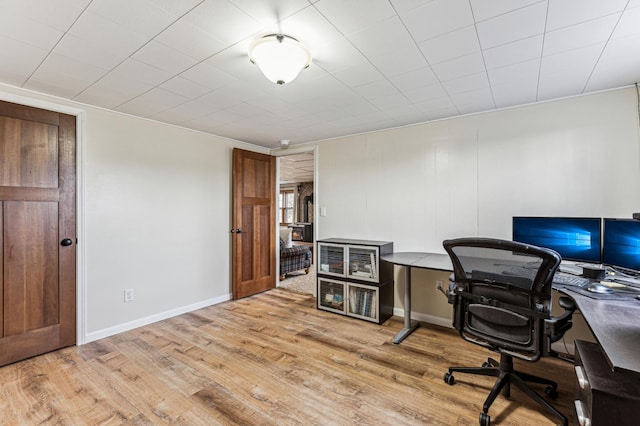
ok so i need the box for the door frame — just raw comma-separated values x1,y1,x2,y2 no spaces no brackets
273,145,319,293
0,90,87,344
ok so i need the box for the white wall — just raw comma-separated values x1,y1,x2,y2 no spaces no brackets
317,88,640,246
3,83,638,345
0,83,268,343
83,110,251,338
316,87,640,326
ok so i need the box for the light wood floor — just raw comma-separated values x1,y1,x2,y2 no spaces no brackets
0,289,575,425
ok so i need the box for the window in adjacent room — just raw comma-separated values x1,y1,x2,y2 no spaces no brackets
279,189,295,225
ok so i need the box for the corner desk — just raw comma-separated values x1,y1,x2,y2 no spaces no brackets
380,251,640,375
382,251,640,424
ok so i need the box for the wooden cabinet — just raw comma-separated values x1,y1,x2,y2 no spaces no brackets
574,340,640,426
317,238,393,324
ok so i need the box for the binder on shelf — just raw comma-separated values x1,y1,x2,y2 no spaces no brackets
364,290,369,315
371,292,377,319
352,289,356,314
363,291,370,317
370,252,377,279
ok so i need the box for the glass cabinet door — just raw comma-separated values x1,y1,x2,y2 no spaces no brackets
346,245,379,282
318,278,346,314
318,243,346,277
347,283,378,321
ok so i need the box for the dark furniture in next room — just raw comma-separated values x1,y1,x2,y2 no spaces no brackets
442,238,576,426
280,243,312,281
289,223,313,242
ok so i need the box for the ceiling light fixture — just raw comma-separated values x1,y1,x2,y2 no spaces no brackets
249,34,311,85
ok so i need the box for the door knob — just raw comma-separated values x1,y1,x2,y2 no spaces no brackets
60,238,73,246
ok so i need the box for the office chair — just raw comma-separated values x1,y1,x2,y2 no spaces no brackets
442,238,576,426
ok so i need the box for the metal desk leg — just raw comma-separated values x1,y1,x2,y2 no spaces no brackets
393,265,420,344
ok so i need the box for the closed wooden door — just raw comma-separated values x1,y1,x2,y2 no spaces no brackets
232,148,276,299
0,100,76,366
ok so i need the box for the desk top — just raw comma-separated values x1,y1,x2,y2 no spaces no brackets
381,252,452,271
382,251,640,377
558,288,640,376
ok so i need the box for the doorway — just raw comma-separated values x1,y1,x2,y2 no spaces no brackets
277,150,316,295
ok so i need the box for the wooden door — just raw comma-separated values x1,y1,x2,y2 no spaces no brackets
0,100,76,366
232,148,276,299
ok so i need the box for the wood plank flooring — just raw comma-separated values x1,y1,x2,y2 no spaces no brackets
0,289,575,425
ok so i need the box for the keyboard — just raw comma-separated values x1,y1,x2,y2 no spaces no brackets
502,266,590,287
553,272,590,287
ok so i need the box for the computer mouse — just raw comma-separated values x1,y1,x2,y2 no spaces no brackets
587,283,613,294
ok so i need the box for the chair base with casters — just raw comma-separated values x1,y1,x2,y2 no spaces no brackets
443,352,567,426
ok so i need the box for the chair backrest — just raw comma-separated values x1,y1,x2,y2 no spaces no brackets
443,237,562,362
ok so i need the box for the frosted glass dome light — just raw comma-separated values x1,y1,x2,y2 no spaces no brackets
249,34,312,85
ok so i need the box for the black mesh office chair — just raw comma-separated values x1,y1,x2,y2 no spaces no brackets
442,238,576,426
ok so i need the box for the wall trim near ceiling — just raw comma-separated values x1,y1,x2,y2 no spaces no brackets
0,89,89,345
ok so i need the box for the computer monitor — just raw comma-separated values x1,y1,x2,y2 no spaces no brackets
603,218,640,273
512,217,602,263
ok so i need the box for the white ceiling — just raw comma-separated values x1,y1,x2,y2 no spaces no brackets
2,0,640,149
280,151,314,183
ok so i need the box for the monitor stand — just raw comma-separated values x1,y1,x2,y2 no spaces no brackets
559,262,583,275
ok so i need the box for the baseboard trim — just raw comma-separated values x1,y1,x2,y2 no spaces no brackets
392,308,453,329
83,293,232,344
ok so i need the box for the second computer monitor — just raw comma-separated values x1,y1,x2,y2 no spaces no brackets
512,217,602,263
602,218,640,273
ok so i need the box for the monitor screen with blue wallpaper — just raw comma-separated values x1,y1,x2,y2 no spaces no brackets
603,218,640,273
512,217,602,263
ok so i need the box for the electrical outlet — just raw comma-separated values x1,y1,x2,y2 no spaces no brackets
124,288,134,302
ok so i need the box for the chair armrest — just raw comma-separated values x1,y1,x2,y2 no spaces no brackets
544,296,577,344
281,245,312,258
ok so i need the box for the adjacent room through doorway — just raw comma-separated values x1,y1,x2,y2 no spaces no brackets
277,151,316,295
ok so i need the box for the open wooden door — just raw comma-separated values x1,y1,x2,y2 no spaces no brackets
0,100,76,366
232,148,276,299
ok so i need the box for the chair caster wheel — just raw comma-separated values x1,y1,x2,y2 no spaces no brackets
544,385,558,399
443,372,455,385
479,412,490,426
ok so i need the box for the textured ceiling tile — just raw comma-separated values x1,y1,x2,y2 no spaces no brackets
1,0,640,147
